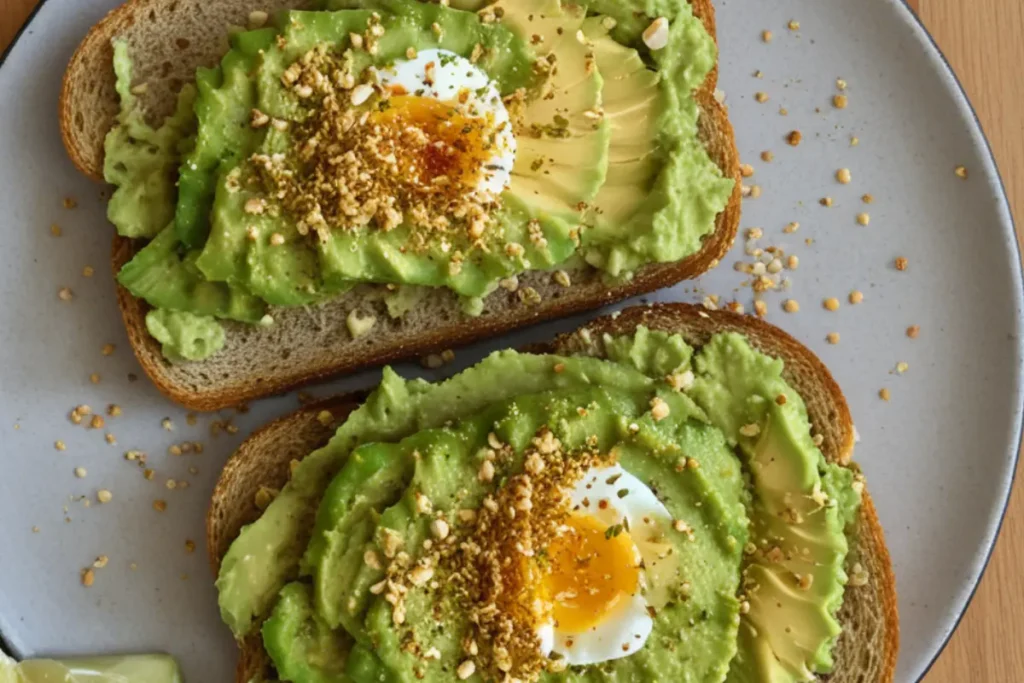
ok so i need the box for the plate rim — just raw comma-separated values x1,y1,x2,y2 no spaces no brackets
0,0,1020,680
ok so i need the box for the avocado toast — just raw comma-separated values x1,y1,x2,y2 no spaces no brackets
60,0,740,411
208,303,898,683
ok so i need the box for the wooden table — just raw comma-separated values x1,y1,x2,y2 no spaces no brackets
1,0,1022,680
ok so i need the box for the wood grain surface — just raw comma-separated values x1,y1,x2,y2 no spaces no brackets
1,0,1022,680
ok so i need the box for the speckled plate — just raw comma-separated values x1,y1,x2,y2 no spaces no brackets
0,0,1019,681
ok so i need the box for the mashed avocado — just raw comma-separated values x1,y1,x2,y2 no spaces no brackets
103,0,733,362
216,330,862,683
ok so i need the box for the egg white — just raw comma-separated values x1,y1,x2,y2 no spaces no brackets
537,464,675,666
371,48,515,196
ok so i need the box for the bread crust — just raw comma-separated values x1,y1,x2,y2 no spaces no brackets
208,303,898,683
68,0,740,411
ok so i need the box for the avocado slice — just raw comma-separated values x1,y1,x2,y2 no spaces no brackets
501,0,612,220
263,582,352,683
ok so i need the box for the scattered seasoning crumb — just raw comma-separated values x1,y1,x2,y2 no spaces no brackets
895,257,908,271
833,94,848,109
783,221,799,234
161,418,174,431
749,185,762,198
153,500,167,512
63,197,78,209
755,92,769,103
74,467,87,479
857,213,870,226
836,168,852,184
823,297,840,312
826,332,841,345
316,410,334,426
58,287,73,302
906,325,920,339
760,150,774,162
754,300,768,318
81,568,95,587
762,30,773,42
747,227,763,240
185,540,196,554
143,469,155,481
786,130,802,146
754,70,763,79
850,136,860,146
97,490,112,504
105,433,116,445
82,266,95,278
879,388,891,402
955,165,968,179
820,197,833,207
54,440,66,451
186,413,198,426
779,107,789,116
739,163,755,177
862,193,874,204
896,361,909,374
89,373,101,384
849,290,864,304
836,78,848,90
101,343,116,356
786,255,799,270
89,415,104,430
32,526,39,533
783,299,800,313
269,232,285,246
50,224,62,237
787,19,800,30
107,404,122,417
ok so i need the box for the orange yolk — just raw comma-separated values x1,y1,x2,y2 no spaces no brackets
370,95,494,189
543,513,641,635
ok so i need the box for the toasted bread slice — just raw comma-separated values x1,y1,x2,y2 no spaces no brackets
207,303,899,683
62,0,741,411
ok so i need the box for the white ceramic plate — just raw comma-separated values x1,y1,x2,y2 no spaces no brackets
0,1,1019,681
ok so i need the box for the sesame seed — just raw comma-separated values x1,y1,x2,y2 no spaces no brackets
58,287,73,302
849,290,864,304
955,165,968,179
787,255,799,269
826,332,840,345
895,257,908,271
836,168,852,184
787,19,800,30
74,467,87,479
97,490,112,504
762,30,773,42
478,459,495,482
81,568,95,587
739,163,755,178
270,233,285,246
857,213,871,226
896,361,909,374
457,661,476,680
54,440,66,451
836,78,848,90
823,298,840,311
833,94,848,109
755,92,769,103
784,221,800,234
907,325,920,339
754,300,768,317
820,197,833,207
783,299,800,313
879,388,891,402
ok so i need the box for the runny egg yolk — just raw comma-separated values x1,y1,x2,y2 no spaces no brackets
370,94,495,191
543,513,641,635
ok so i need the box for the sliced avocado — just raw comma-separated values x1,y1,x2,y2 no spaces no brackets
174,27,277,248
581,17,662,227
500,0,611,218
263,582,352,683
104,41,197,240
685,334,860,683
305,442,414,635
117,224,266,323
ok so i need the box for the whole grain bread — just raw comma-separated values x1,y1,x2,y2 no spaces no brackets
207,303,899,683
63,0,742,411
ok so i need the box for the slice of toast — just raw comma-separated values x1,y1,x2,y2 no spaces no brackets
207,303,899,683
62,0,741,411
